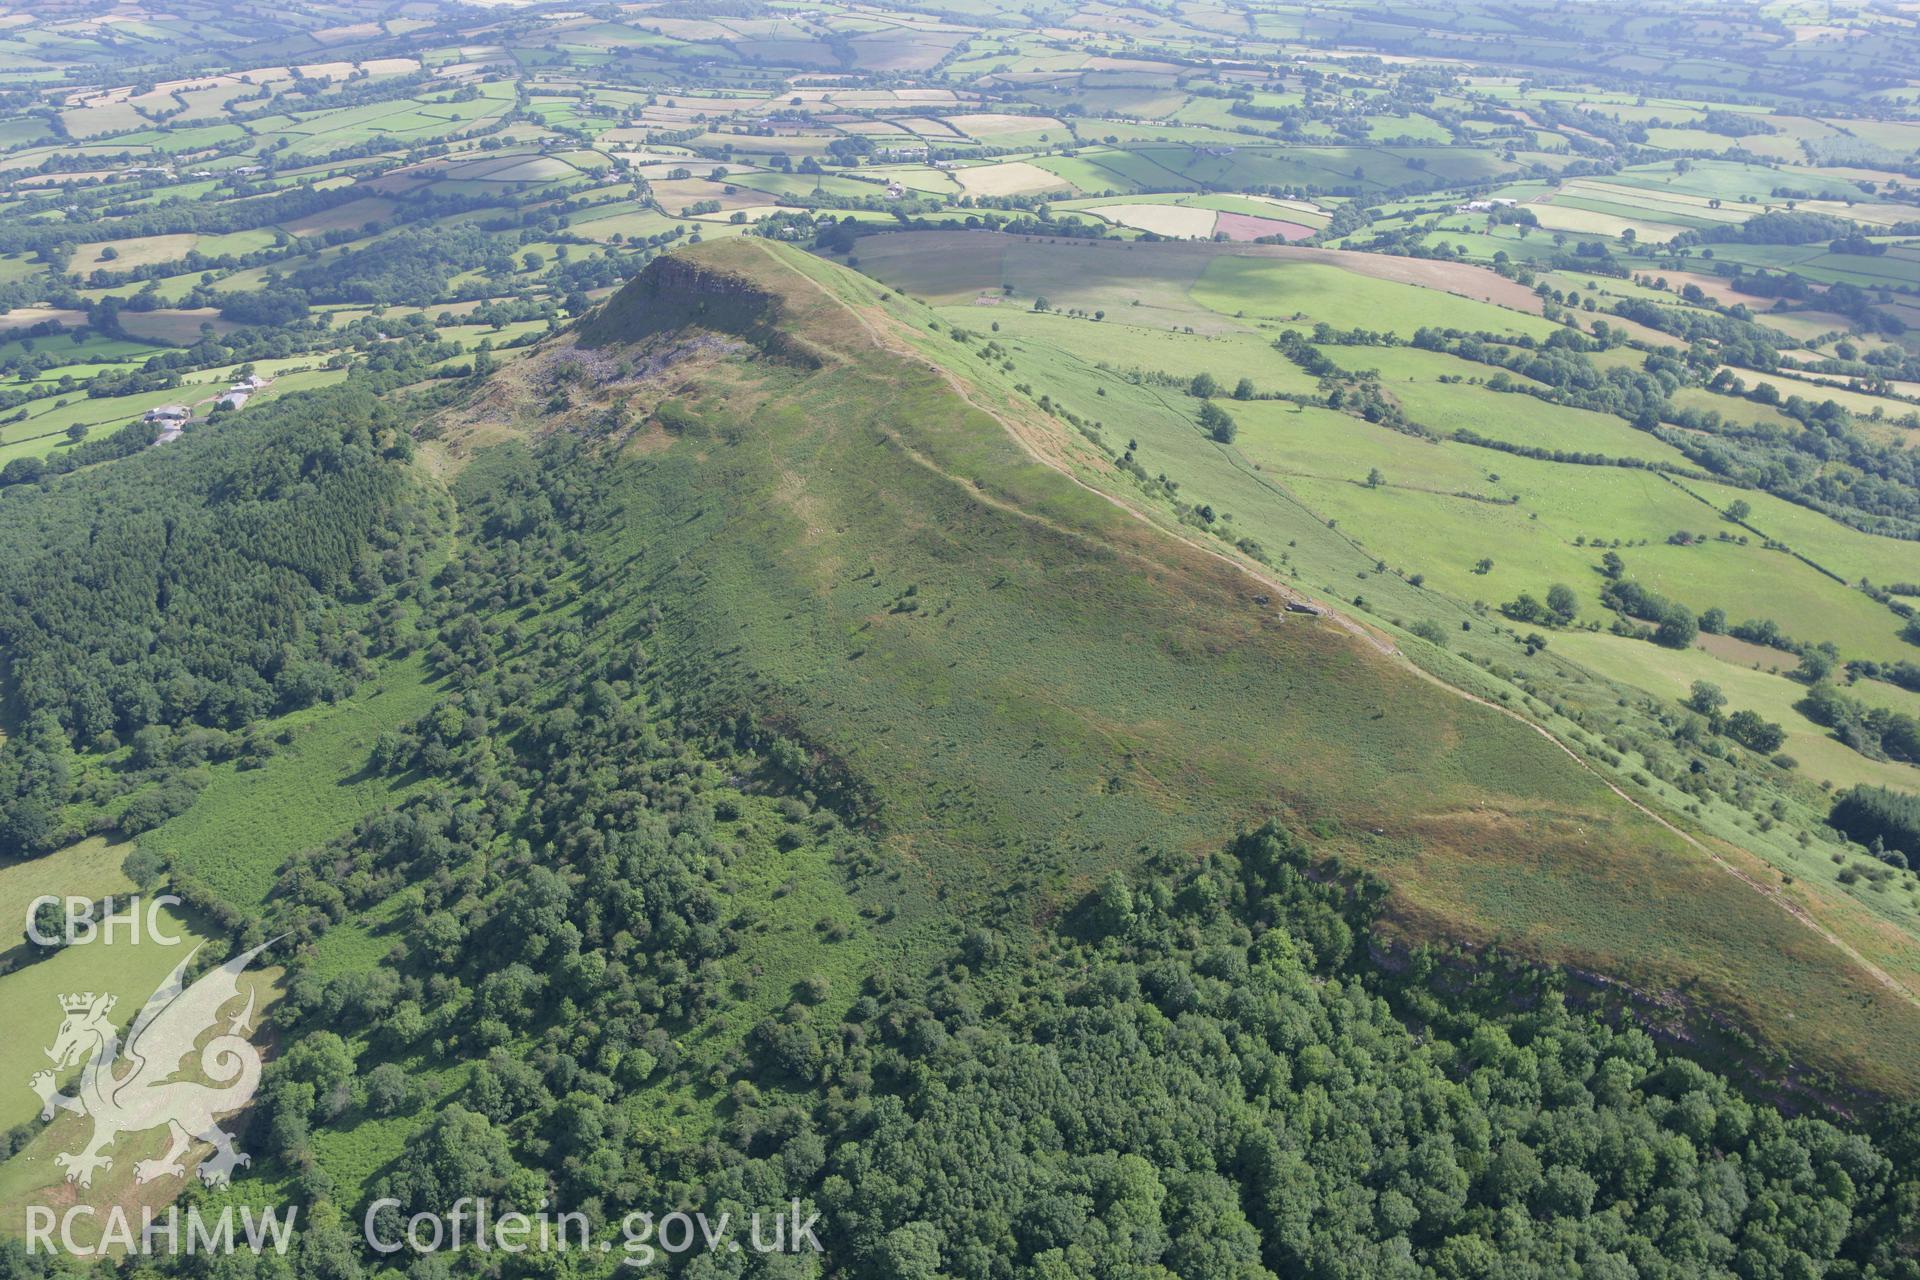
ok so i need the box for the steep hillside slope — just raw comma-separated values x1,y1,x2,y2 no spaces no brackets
439,238,1920,1094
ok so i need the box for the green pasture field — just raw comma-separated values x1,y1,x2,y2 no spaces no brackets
19,359,148,383
1587,345,1657,373
1737,365,1920,417
1188,192,1331,224
118,309,238,343
564,206,681,242
0,836,138,960
1550,192,1724,230
259,94,506,158
1539,268,1716,311
1169,96,1265,130
242,367,349,400
0,117,51,148
110,123,246,153
75,268,211,304
1189,255,1563,339
1367,113,1454,143
0,881,209,1132
1061,189,1329,227
1265,431,1913,664
67,227,276,273
3,650,462,1217
1552,629,1920,795
728,170,878,199
59,99,151,137
1080,120,1249,147
0,333,162,366
1741,308,1852,347
1705,243,1920,290
1056,147,1204,190
965,305,1323,398
1847,672,1920,723
1351,350,1699,465
1683,473,1920,593
1407,226,1563,264
1666,385,1808,434
1642,127,1736,151
680,130,847,159
1033,153,1149,194
1530,204,1690,243
0,955,276,1241
1555,182,1750,225
1147,384,1909,665
1604,159,1862,203
1057,87,1189,118
0,253,44,285
859,164,964,195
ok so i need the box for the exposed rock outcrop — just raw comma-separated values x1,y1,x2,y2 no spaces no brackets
576,252,821,367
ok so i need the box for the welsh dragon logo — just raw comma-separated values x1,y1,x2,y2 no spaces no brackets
30,939,275,1190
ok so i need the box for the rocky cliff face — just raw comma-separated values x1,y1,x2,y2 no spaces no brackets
576,250,819,367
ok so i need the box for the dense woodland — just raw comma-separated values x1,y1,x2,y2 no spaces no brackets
0,385,437,858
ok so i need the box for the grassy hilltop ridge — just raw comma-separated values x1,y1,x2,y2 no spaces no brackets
428,236,1920,1094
